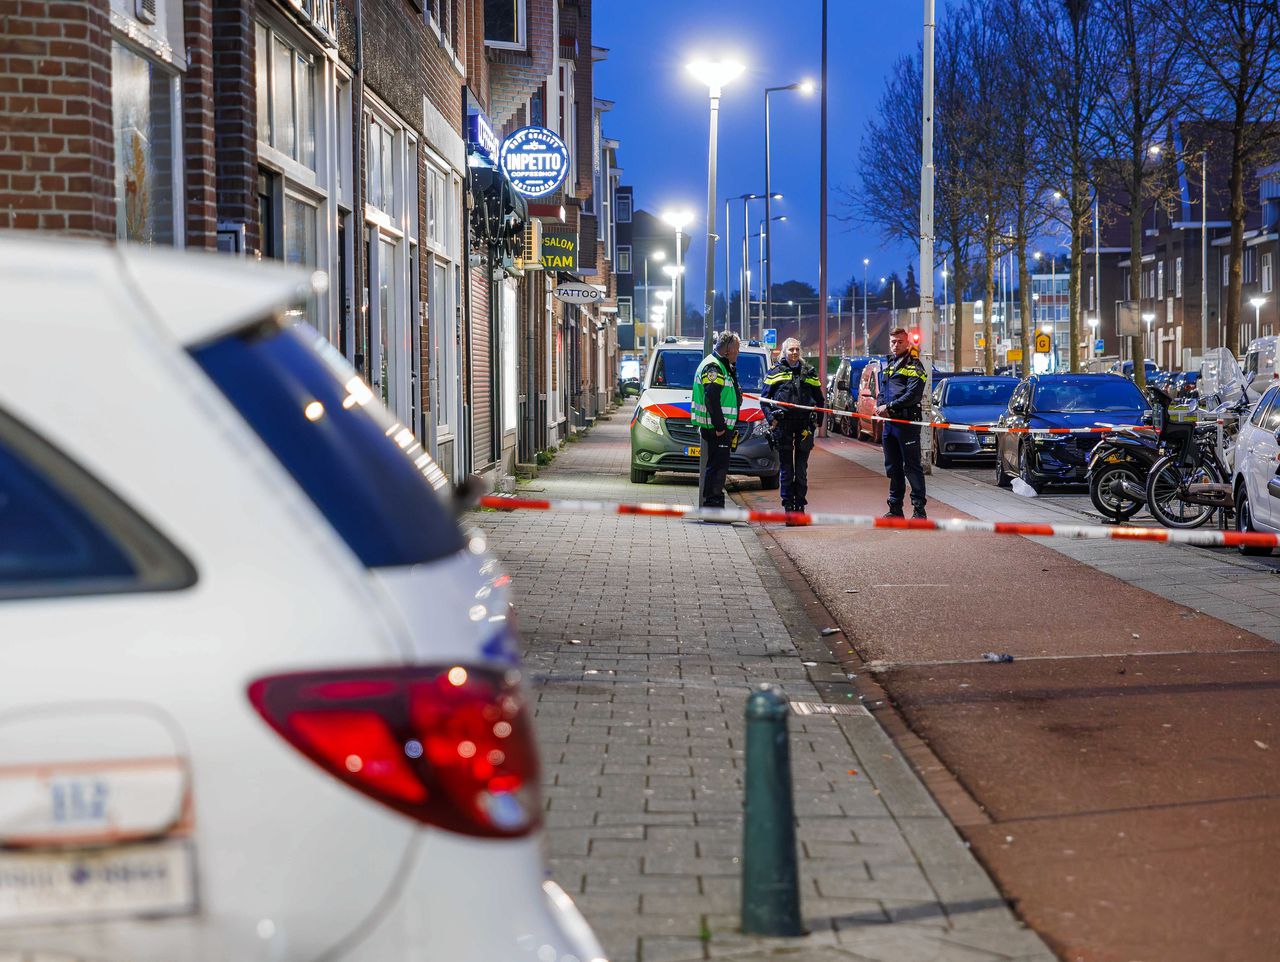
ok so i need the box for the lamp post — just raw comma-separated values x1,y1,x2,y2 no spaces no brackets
732,192,780,336
940,264,948,367
654,290,672,351
644,250,666,360
689,59,745,355
862,258,869,355
1142,312,1155,363
1087,316,1099,368
753,215,786,337
661,210,693,336
1250,296,1266,348
763,79,815,334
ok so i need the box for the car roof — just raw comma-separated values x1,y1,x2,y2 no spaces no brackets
0,232,319,347
1029,373,1131,383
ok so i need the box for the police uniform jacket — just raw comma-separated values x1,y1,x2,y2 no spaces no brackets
762,361,824,424
877,351,927,420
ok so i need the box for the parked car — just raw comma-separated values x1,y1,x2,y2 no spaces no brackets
0,237,603,962
1232,382,1280,555
1243,335,1279,400
1109,359,1161,382
853,360,956,444
1171,370,1201,398
827,355,873,436
629,337,779,487
930,375,1018,467
994,374,1150,492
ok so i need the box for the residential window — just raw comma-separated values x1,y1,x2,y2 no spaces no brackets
484,0,525,48
617,244,632,274
1089,275,1095,311
366,116,397,219
1264,252,1274,293
111,41,178,246
256,22,316,170
1157,262,1164,299
1175,256,1183,298
1245,247,1258,284
1223,253,1231,287
617,192,632,223
557,60,576,178
617,296,633,324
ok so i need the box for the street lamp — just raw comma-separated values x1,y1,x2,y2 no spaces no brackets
661,210,694,336
1087,316,1100,366
731,192,781,336
688,58,745,355
1250,296,1266,347
862,258,870,356
786,299,802,342
643,250,667,360
763,79,815,333
1142,312,1156,363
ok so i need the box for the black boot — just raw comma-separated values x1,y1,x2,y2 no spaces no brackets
912,505,928,520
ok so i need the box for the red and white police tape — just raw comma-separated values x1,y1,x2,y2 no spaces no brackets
744,394,1152,435
478,495,1278,550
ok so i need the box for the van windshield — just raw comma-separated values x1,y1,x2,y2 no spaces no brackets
650,350,767,392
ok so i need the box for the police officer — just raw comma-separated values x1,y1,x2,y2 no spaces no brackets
762,337,824,514
876,327,928,519
691,331,742,511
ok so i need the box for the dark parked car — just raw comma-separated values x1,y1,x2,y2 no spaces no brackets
994,374,1150,492
930,375,1018,467
1109,359,1161,382
854,362,958,444
827,355,873,436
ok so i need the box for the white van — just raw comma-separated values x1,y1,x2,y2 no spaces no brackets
1244,335,1279,400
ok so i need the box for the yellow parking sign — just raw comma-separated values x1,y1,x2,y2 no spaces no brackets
1034,332,1053,354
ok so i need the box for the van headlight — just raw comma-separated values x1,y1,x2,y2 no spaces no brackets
640,410,664,435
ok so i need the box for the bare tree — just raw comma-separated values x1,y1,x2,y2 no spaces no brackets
1092,0,1196,386
1176,0,1280,354
1021,0,1110,373
845,16,978,367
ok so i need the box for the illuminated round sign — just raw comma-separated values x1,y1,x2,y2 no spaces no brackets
499,126,570,198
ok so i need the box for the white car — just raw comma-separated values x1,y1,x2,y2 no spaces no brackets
0,236,603,962
628,337,779,486
1232,381,1280,556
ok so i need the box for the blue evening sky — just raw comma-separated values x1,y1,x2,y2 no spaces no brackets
592,1,951,306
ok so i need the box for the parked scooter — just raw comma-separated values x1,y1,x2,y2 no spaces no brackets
1087,420,1161,522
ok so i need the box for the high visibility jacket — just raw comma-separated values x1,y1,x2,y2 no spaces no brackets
691,353,741,430
877,351,928,419
762,361,824,422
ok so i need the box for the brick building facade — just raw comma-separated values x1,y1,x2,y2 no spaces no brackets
0,0,620,485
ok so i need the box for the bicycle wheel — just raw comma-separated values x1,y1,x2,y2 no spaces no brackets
1145,456,1215,529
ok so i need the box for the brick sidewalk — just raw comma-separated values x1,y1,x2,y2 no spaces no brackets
473,414,1053,962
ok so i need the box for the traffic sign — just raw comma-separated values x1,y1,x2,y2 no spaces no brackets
763,328,777,346
1034,332,1053,354
1095,338,1106,352
1007,348,1024,362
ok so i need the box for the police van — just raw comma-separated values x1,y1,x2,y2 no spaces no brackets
629,337,780,487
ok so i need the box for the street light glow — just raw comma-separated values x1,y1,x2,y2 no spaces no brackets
798,79,816,94
686,59,745,93
651,250,666,262
1142,313,1155,324
661,210,694,230
655,290,672,303
1251,296,1266,309
662,264,684,277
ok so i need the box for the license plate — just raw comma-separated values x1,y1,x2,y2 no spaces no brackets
685,446,700,457
981,436,996,447
0,838,196,927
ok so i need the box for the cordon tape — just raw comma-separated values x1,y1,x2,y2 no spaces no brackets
745,394,1153,435
478,495,1279,550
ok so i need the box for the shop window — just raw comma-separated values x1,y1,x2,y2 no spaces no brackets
111,41,177,246
484,0,525,48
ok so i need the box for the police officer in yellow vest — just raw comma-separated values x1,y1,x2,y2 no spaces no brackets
691,331,742,510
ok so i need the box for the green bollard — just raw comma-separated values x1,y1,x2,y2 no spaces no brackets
740,683,803,936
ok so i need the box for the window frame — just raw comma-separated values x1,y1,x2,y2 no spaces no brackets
0,406,196,601
617,192,632,223
616,244,632,275
1263,251,1274,294
484,0,527,50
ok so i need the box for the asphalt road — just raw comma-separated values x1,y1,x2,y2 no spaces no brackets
732,438,1280,962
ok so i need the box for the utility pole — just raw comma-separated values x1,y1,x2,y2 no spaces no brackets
919,0,936,469
817,0,829,436
1201,150,1208,356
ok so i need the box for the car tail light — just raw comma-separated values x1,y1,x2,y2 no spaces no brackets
247,666,541,838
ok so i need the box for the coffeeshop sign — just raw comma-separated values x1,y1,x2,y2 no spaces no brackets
499,126,570,198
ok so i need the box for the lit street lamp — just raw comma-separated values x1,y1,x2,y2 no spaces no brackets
862,257,870,355
1142,312,1156,363
1087,316,1100,366
643,250,667,360
661,210,694,336
688,58,745,355
1250,296,1266,348
732,192,781,336
763,79,815,333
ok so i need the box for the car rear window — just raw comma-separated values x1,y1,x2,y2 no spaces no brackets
943,379,1016,406
192,321,464,569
